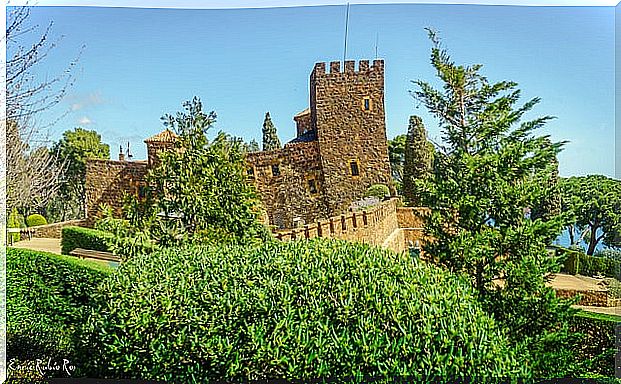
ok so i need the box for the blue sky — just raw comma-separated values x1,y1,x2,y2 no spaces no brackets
11,3,615,177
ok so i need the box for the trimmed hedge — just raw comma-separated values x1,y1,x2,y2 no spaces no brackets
561,249,621,279
26,213,48,227
7,248,111,364
80,239,527,382
570,312,619,377
595,248,621,262
61,226,114,255
8,207,21,243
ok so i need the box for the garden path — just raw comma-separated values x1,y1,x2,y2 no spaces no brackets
11,237,61,254
573,305,620,317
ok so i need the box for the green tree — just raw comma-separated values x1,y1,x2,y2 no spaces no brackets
147,97,270,246
387,134,406,187
247,139,260,152
402,115,433,205
560,175,621,255
530,138,562,243
262,111,281,151
51,128,110,220
412,30,575,376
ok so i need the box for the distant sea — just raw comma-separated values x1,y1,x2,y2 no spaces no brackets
553,229,606,253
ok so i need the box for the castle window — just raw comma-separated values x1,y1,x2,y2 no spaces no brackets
271,164,281,177
350,161,360,176
308,178,318,194
362,97,371,111
247,166,255,177
138,184,148,200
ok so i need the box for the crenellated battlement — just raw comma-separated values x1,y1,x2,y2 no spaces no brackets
312,59,384,76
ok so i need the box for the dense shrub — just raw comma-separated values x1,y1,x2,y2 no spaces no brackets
561,249,582,275
61,226,114,255
94,207,158,259
364,184,390,200
26,213,48,227
595,248,621,262
8,207,21,243
81,239,527,382
580,255,621,278
569,313,619,377
560,247,621,278
7,248,111,364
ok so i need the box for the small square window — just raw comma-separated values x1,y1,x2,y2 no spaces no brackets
271,164,281,177
350,161,360,176
308,179,318,194
247,167,255,177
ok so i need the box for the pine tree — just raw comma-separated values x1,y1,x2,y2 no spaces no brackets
262,112,281,151
402,115,433,205
531,138,562,227
412,29,575,376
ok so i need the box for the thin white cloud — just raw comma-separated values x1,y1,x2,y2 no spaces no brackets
78,116,93,125
68,92,107,112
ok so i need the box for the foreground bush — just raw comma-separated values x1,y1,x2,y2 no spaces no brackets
81,239,526,382
61,226,114,254
7,248,111,363
26,213,48,227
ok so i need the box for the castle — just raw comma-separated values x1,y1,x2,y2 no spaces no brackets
85,59,392,230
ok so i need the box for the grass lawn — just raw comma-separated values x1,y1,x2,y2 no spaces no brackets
575,309,621,323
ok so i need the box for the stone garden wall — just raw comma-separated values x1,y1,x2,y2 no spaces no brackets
29,219,87,239
554,289,610,307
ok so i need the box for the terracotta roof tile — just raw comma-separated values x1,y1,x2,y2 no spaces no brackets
144,129,178,143
293,108,310,119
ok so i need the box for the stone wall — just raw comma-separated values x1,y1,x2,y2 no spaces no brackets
29,219,87,238
294,110,312,137
554,289,610,307
146,141,174,168
311,60,392,217
85,159,148,224
397,207,427,228
273,199,426,254
246,141,329,229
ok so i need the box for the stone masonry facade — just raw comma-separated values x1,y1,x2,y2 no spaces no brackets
84,59,393,235
246,59,392,229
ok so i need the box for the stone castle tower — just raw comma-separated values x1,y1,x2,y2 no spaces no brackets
246,59,392,228
310,60,391,215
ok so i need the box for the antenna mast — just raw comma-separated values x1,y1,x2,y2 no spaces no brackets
343,2,350,65
375,32,379,59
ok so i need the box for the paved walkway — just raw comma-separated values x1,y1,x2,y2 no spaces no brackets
11,237,61,254
573,305,621,318
546,273,607,292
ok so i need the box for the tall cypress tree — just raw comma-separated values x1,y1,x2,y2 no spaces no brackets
402,115,433,205
262,112,281,151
